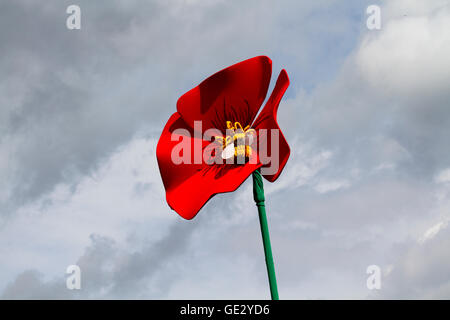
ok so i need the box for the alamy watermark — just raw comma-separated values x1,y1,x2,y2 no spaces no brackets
66,5,81,30
170,121,281,175
66,265,81,290
366,265,381,290
366,5,381,30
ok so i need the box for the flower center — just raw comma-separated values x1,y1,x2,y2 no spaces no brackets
215,121,256,162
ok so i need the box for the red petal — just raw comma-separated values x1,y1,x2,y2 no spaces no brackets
157,112,262,219
177,56,272,134
253,70,290,182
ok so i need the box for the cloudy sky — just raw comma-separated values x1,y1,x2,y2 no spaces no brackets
1,0,450,299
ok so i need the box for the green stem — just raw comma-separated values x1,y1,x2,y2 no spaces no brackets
252,170,279,300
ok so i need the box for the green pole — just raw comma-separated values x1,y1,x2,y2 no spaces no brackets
252,169,279,300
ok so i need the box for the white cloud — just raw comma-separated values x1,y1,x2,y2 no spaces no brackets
265,143,334,195
314,179,351,194
419,221,448,244
435,168,450,184
357,1,450,97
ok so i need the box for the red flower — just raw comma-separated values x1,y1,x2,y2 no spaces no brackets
157,56,290,219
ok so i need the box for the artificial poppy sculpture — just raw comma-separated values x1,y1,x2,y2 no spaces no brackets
156,56,290,299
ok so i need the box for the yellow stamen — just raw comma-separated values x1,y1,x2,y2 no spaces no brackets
214,121,255,160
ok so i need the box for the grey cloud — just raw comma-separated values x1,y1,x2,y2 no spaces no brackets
378,225,450,299
2,221,197,299
1,270,69,299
